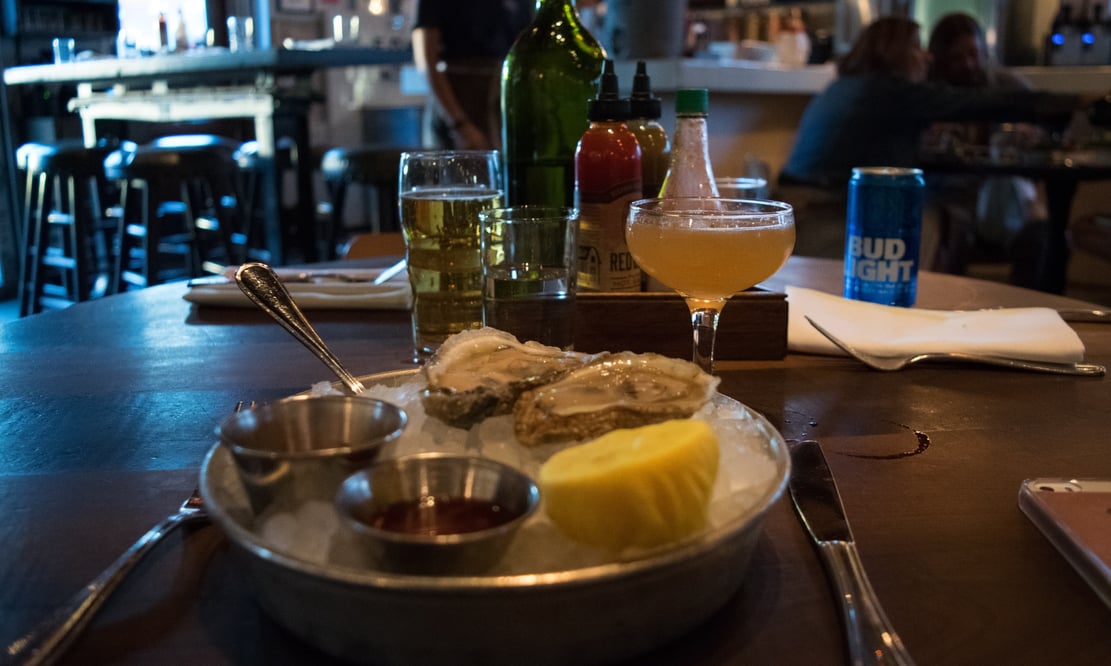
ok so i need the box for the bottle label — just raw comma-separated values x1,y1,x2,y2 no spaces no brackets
577,181,642,292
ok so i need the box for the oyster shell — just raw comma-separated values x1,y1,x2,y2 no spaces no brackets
513,352,721,446
421,327,593,429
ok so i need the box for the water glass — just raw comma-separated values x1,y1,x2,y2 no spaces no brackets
52,38,75,64
715,176,769,199
399,150,503,361
227,16,254,52
479,207,579,349
989,123,1021,163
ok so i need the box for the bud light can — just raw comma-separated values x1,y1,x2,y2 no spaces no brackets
844,167,925,307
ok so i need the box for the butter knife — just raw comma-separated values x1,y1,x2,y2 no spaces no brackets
788,440,915,666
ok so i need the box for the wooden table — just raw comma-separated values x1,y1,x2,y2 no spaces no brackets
1,47,412,264
921,147,1111,295
2,256,1110,665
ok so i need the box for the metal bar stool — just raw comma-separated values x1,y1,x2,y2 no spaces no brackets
320,145,414,260
104,135,243,292
16,140,117,316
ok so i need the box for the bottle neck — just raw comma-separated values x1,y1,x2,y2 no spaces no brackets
537,0,577,16
673,114,710,146
535,0,588,30
589,119,630,128
660,113,716,198
538,0,576,8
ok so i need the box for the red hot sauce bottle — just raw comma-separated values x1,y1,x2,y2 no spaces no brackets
575,60,643,292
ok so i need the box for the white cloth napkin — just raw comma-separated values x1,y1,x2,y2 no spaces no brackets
183,267,411,310
786,286,1085,364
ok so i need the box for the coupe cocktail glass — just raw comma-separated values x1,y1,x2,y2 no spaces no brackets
626,198,795,373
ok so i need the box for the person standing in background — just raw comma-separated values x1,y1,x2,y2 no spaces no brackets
413,0,532,149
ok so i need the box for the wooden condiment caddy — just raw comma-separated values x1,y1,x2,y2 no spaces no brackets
574,288,788,360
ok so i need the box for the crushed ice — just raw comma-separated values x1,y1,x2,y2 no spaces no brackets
258,378,781,575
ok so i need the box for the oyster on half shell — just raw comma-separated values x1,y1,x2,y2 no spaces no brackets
422,327,593,429
513,352,721,446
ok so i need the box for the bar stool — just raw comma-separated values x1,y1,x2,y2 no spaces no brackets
16,140,118,316
320,145,414,260
105,135,243,292
234,137,298,264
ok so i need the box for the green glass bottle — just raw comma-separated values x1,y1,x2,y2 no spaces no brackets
500,0,605,207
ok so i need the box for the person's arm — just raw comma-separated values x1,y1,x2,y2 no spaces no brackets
412,26,489,149
892,77,1079,125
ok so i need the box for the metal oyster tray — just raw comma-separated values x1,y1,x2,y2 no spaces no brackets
200,369,790,665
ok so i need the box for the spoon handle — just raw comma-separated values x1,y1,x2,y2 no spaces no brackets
235,262,366,395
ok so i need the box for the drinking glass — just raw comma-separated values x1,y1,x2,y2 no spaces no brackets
479,206,579,349
227,16,254,52
626,198,795,373
714,176,769,199
52,37,75,64
399,150,503,361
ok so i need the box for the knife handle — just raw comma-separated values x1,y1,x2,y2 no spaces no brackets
817,541,915,666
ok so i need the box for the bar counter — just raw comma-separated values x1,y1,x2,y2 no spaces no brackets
2,45,412,88
597,59,1111,181
2,46,412,265
609,59,1111,96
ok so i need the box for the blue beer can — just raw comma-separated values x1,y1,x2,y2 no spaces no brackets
843,167,925,307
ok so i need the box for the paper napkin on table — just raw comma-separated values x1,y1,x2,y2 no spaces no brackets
786,286,1085,364
183,267,411,310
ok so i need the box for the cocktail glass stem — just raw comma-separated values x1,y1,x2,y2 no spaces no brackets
689,303,723,374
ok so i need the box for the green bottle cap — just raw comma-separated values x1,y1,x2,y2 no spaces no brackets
675,89,709,115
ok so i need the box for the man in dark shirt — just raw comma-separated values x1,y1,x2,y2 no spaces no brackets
413,0,532,149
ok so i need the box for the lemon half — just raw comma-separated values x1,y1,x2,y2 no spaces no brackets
538,419,720,552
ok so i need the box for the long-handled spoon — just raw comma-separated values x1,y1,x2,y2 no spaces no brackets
235,262,367,394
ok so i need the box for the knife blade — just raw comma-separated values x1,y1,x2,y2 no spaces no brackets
788,440,915,666
789,439,852,543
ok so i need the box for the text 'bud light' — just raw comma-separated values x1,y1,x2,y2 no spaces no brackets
843,167,925,307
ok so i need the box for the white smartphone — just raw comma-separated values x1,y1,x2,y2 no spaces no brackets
1018,478,1111,610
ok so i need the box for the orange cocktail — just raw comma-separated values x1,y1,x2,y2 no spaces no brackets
626,198,795,373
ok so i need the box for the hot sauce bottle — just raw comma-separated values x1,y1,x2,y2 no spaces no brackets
627,61,670,198
158,12,170,51
575,60,642,292
659,89,719,198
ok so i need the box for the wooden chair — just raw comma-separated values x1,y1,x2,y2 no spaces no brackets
340,231,405,259
320,145,415,259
